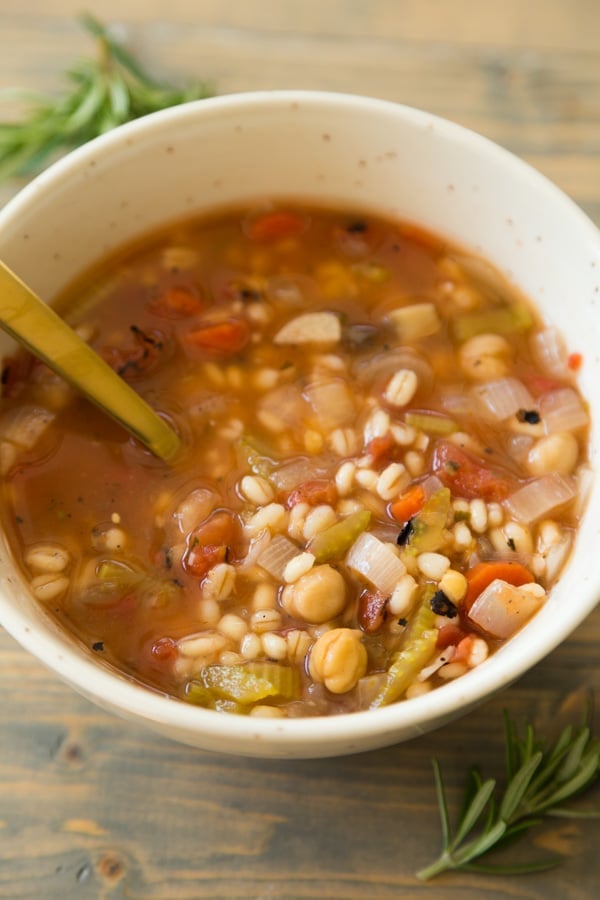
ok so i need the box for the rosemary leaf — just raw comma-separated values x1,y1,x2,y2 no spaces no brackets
0,14,214,185
417,704,600,881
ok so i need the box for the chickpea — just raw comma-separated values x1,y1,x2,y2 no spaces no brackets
459,333,511,381
284,564,347,624
309,628,367,693
527,431,579,476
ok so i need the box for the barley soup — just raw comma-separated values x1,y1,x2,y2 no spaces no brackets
0,205,590,716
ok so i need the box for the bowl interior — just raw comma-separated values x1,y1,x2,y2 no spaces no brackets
0,91,599,757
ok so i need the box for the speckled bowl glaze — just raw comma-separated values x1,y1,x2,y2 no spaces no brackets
1,91,599,758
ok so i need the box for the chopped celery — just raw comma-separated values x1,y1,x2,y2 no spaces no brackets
307,509,371,563
192,662,301,704
407,487,452,553
96,559,141,581
237,435,277,478
405,411,458,435
452,303,533,342
93,559,180,607
353,261,389,283
370,590,437,708
184,681,246,714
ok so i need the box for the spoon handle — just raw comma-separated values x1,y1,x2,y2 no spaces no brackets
0,260,180,461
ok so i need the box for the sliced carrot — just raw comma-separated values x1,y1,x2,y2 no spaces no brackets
151,285,203,318
183,319,249,356
463,560,534,612
389,484,425,524
246,210,306,243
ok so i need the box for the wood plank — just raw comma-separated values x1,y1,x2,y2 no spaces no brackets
1,2,599,897
0,0,599,51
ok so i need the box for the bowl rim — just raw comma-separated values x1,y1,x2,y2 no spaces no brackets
1,88,599,753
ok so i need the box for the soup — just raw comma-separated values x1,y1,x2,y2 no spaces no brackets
0,205,589,717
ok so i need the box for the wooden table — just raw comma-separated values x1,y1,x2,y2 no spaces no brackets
1,2,599,896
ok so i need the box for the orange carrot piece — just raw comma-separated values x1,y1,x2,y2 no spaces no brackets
152,285,203,318
184,319,249,356
464,560,534,612
568,352,583,371
247,210,306,243
389,484,425,524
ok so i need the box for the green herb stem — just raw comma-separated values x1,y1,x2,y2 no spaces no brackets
417,705,600,881
0,14,214,184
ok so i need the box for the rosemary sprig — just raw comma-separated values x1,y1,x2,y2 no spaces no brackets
0,13,213,184
417,706,600,880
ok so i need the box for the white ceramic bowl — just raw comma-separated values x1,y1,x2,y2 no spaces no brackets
1,91,599,758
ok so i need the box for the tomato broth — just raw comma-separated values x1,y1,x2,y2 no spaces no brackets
0,205,589,716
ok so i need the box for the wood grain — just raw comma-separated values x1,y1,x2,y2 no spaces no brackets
1,3,599,897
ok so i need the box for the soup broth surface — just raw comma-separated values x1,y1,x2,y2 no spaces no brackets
0,205,589,716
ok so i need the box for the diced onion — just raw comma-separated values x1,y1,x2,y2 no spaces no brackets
540,388,589,434
574,464,594,517
304,378,355,429
530,327,569,378
544,533,573,583
473,377,534,421
386,302,441,341
417,646,456,681
468,579,544,638
237,529,272,572
269,455,334,492
345,532,406,595
354,348,433,394
257,534,300,579
258,384,306,432
0,405,55,449
504,473,577,524
274,311,341,345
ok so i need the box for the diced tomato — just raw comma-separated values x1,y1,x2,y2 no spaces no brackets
246,210,307,243
286,479,337,508
183,319,249,357
151,285,204,318
183,510,241,579
102,325,165,378
150,636,178,663
435,622,467,650
432,439,515,502
364,433,395,466
358,589,387,634
523,373,564,396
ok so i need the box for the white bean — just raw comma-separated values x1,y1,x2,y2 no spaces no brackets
417,552,451,580
459,333,511,381
527,432,579,476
